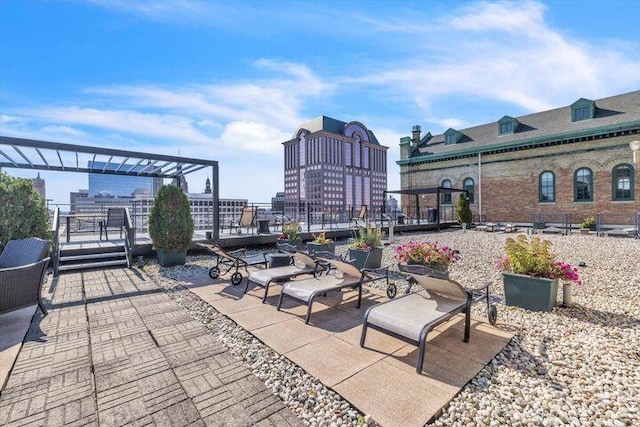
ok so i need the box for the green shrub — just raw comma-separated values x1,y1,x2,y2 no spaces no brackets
0,172,50,251
148,184,194,252
580,216,596,229
455,192,473,225
350,225,383,250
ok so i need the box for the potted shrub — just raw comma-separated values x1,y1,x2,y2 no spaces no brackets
347,225,384,269
277,220,302,249
149,184,194,267
395,241,460,275
579,216,596,234
306,231,335,255
495,235,582,311
455,193,473,230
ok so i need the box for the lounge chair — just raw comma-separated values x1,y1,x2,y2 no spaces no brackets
229,206,258,234
246,250,323,302
198,243,269,286
99,207,127,240
276,252,391,324
360,263,496,374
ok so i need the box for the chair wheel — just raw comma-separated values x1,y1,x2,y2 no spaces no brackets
488,304,498,326
386,283,397,299
209,266,220,279
231,272,243,286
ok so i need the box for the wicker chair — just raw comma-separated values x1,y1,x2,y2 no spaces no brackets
0,237,51,315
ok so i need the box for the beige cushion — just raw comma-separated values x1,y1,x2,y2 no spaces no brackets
248,265,315,287
281,274,360,303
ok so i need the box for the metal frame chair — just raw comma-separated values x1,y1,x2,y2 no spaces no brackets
99,207,127,240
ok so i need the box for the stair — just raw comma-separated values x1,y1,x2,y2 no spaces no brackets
58,246,129,273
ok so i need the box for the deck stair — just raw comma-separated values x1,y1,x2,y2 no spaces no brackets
58,244,129,273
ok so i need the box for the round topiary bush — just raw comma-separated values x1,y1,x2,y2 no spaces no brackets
0,172,50,251
148,184,194,252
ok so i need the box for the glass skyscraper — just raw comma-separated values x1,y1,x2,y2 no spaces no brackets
88,161,163,197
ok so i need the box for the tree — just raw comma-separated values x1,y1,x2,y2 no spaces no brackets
455,192,473,225
0,172,50,250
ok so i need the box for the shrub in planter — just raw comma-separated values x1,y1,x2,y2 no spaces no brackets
495,235,582,311
455,193,473,227
277,220,302,249
149,184,194,266
347,225,384,269
580,216,596,232
307,231,335,255
0,172,50,251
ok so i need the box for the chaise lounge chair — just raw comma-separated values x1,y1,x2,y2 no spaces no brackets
246,249,323,303
276,252,391,324
360,263,497,374
198,243,269,286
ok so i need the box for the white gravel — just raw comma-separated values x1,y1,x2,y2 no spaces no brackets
144,229,640,427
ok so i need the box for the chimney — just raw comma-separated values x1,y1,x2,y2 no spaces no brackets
411,125,421,145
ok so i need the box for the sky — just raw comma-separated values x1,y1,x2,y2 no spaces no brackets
1,0,639,206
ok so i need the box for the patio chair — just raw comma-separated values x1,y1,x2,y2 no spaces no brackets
229,206,258,234
276,252,391,324
0,237,50,268
246,248,324,302
99,207,127,240
0,258,50,315
350,205,368,228
360,263,496,374
198,243,269,286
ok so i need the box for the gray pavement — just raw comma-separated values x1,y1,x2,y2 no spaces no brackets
0,268,302,426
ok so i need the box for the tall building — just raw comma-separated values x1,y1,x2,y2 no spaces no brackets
398,90,640,223
282,116,388,220
88,160,163,197
31,172,45,199
271,191,284,213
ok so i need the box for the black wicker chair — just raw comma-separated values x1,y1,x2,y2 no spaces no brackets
0,237,51,315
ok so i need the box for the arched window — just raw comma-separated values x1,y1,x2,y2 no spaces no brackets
574,168,593,202
539,171,555,202
441,179,452,205
612,163,634,201
463,178,474,204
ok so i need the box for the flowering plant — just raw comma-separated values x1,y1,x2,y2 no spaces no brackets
350,225,383,250
312,231,332,244
279,220,299,240
495,235,582,285
395,241,460,269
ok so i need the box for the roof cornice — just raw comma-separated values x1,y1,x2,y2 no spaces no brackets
396,120,640,166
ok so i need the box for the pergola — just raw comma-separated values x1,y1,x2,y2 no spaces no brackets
382,187,468,230
0,135,220,240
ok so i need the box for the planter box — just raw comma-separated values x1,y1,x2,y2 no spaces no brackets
502,272,558,312
347,247,382,269
579,228,591,235
156,248,187,267
277,239,302,250
306,242,336,255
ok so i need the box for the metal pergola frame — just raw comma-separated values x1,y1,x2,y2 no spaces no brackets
0,135,220,241
382,187,468,231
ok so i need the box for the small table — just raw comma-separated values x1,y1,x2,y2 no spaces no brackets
269,253,292,268
258,219,271,234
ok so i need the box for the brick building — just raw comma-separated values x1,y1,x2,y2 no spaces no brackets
397,90,640,225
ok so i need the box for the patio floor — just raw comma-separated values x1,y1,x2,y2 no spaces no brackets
0,269,302,426
183,272,518,427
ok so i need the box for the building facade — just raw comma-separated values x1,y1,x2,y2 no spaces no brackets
282,116,388,221
31,172,46,200
88,161,163,198
398,91,640,224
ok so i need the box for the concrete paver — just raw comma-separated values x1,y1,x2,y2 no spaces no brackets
0,268,302,427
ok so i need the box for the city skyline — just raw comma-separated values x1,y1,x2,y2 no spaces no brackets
1,0,639,206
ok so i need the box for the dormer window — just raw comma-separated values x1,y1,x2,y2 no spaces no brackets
444,128,462,145
497,115,519,136
571,98,596,122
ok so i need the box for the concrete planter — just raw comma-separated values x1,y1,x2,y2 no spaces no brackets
347,248,383,269
156,248,187,267
277,239,302,250
502,272,558,312
306,242,336,255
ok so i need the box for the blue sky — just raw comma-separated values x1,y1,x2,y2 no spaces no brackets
1,0,639,206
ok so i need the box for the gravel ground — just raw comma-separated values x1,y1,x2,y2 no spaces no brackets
144,230,640,427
